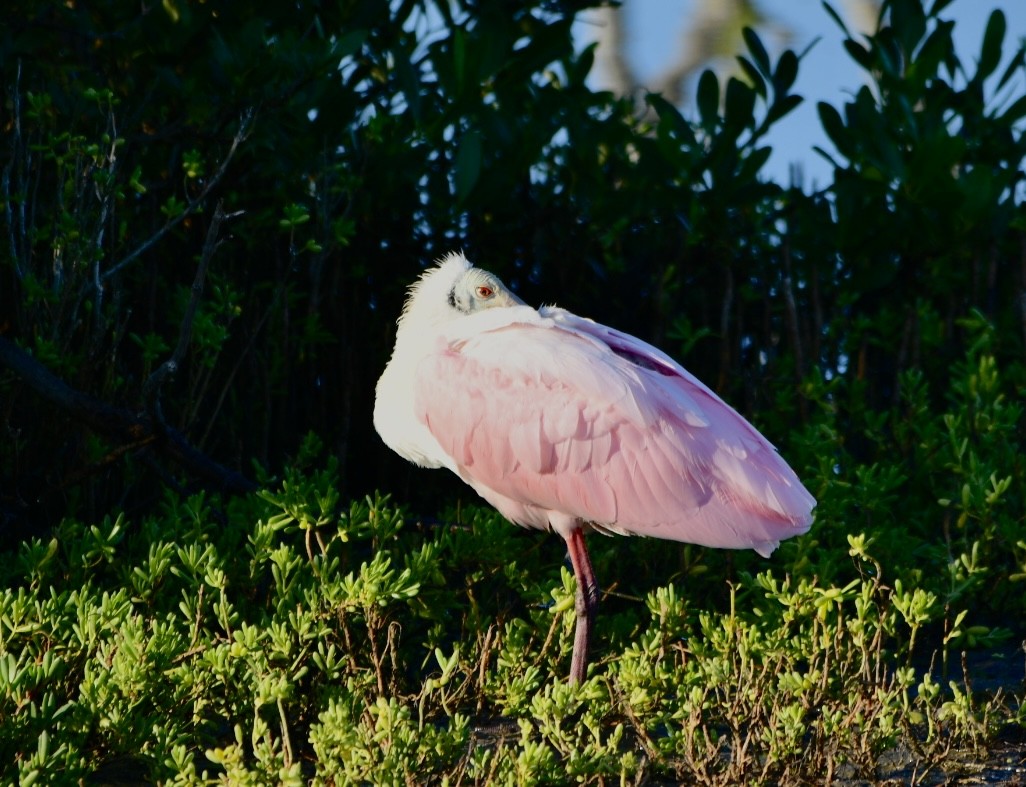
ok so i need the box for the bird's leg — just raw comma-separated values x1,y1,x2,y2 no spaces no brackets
565,527,600,684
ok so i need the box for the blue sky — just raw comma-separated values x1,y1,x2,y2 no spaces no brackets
575,1,1026,188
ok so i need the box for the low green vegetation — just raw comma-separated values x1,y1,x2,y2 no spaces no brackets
3,318,1022,784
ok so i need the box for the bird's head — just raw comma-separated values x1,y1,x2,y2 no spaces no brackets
398,252,525,333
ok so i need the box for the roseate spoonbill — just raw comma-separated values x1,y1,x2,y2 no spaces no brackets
374,252,815,683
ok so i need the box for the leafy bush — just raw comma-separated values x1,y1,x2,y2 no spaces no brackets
1,365,1022,783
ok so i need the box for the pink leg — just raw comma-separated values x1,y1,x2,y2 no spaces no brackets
565,527,600,684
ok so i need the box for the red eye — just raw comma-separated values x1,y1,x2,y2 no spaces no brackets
476,286,494,298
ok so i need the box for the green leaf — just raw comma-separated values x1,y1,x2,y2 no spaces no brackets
999,93,1026,125
976,9,1006,82
735,55,767,98
890,0,926,58
739,145,772,182
764,93,803,127
336,28,366,59
817,102,852,158
569,42,597,86
912,21,955,83
821,1,851,36
394,51,422,122
454,128,482,204
742,27,771,77
843,39,873,70
812,145,841,168
929,0,956,16
772,50,799,95
996,41,1025,91
696,69,720,131
647,93,697,146
723,77,755,136
453,27,467,95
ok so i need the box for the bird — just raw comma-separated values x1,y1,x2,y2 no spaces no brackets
374,252,815,684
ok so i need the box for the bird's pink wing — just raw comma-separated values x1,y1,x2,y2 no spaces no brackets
415,310,814,556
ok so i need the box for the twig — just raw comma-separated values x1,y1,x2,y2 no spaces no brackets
717,264,734,391
781,237,808,422
476,624,494,694
614,683,659,762
196,261,278,449
190,583,205,649
538,610,561,662
3,59,26,280
90,103,122,346
277,698,293,767
142,201,237,431
387,620,402,694
368,614,386,695
101,108,254,282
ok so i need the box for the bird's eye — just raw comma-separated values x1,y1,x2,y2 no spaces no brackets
476,285,494,299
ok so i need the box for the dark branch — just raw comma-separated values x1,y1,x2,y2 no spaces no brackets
0,336,257,495
143,201,238,431
102,108,254,282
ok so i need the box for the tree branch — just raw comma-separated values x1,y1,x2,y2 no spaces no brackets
142,201,241,431
0,336,256,494
102,108,254,282
3,58,27,281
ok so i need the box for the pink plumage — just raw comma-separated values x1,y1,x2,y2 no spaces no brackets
374,252,815,682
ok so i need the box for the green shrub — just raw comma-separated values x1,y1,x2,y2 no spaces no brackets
1,345,1021,783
